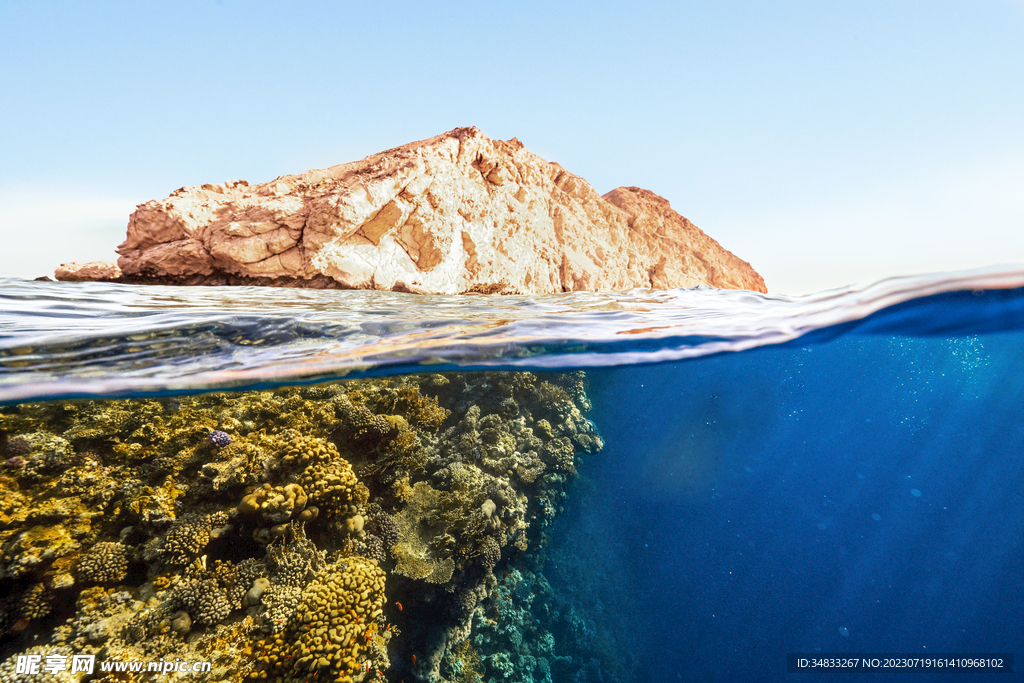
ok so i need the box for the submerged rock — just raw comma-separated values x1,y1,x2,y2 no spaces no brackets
60,127,766,294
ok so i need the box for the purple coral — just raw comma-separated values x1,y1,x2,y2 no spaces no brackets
3,456,26,468
367,510,400,549
363,534,386,564
207,430,232,447
5,436,31,457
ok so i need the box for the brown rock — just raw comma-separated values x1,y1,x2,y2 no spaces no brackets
112,127,766,293
54,261,123,282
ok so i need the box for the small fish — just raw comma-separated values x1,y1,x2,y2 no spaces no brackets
396,601,403,611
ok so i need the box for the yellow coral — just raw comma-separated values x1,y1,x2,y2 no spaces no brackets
238,483,309,523
297,460,363,512
252,556,387,682
278,434,365,515
386,384,450,430
542,436,576,473
391,475,414,502
279,433,338,468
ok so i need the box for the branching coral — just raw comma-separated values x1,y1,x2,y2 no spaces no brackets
160,514,212,565
77,541,130,584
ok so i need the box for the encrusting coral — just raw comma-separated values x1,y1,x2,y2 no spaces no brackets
0,371,603,683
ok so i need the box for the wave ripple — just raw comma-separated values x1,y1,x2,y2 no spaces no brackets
2,266,1023,403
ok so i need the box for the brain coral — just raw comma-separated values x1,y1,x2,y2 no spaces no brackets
278,433,367,514
279,433,337,469
297,459,365,512
238,483,310,524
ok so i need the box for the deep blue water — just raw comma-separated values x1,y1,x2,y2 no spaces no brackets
551,334,1023,681
1,267,1022,682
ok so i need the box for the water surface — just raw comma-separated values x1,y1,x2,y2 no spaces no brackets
0,266,1021,683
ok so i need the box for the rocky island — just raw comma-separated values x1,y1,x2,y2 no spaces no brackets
11,128,767,683
56,127,766,294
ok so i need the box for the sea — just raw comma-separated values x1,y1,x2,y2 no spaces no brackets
0,266,1021,683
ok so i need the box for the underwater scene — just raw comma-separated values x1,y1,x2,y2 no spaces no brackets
0,268,1021,683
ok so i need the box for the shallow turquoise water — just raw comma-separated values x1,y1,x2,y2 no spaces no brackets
0,266,1022,682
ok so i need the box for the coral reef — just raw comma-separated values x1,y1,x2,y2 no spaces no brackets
0,371,606,682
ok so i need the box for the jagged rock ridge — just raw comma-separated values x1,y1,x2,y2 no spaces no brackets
63,127,767,293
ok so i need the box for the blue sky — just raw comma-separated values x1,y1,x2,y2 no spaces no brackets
1,0,1021,294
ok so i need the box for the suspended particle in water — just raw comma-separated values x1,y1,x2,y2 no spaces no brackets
871,513,881,521
839,627,849,637
911,489,922,497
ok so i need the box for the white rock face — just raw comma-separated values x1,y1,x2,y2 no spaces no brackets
111,127,766,293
